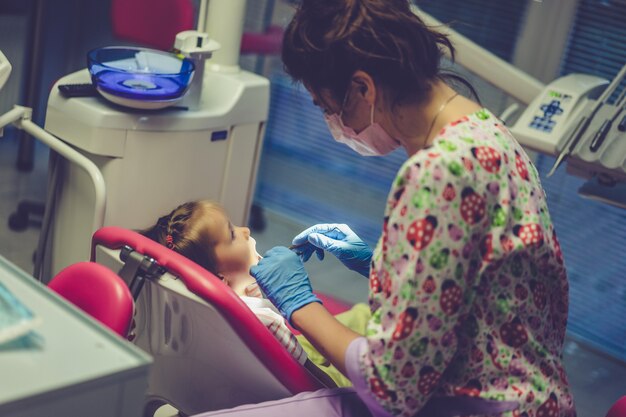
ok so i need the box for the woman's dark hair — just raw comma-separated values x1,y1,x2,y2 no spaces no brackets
141,201,222,276
282,0,477,107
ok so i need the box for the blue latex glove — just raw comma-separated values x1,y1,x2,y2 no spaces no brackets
250,246,321,324
292,224,372,278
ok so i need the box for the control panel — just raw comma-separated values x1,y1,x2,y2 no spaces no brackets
511,74,608,155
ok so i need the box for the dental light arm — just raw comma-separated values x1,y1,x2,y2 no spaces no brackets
0,106,106,236
411,5,545,106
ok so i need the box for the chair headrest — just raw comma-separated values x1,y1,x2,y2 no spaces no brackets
49,261,133,337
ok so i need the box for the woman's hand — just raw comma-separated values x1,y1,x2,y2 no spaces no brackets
292,224,372,278
250,246,321,324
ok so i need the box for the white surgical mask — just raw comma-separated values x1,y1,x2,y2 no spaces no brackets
324,94,400,156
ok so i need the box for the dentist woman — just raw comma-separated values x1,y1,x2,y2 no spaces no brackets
201,0,575,416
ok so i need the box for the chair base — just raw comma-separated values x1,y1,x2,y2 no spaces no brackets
8,200,44,231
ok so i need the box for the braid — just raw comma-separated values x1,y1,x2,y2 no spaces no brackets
156,214,169,230
163,203,195,250
140,200,222,277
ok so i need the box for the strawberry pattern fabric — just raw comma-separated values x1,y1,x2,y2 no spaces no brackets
360,109,575,417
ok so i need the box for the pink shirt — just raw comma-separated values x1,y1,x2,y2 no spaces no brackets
345,109,574,417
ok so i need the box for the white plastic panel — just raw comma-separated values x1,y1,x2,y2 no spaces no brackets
45,67,268,278
510,74,608,155
220,122,265,226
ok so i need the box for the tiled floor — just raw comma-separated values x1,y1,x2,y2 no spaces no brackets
0,126,625,416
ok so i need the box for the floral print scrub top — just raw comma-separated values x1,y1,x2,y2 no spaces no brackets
354,109,575,417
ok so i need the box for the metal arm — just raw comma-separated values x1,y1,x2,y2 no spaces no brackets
412,5,545,106
0,106,106,234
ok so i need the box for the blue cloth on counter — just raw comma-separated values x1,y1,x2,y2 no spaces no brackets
0,281,41,346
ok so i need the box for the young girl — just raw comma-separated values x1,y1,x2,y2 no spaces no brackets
141,200,339,387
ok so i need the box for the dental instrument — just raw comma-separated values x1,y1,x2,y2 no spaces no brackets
547,63,626,176
619,114,626,132
417,7,626,209
588,91,626,152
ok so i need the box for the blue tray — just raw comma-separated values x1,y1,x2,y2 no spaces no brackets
87,47,194,102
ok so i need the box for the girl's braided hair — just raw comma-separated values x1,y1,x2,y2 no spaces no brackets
141,201,221,276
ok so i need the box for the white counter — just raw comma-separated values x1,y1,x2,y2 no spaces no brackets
0,255,152,417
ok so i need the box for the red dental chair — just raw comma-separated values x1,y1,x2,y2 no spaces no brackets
90,226,349,417
48,262,134,338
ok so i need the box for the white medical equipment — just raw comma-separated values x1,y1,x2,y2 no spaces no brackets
0,1,266,282
34,0,268,280
417,7,626,210
0,56,151,413
509,66,626,209
0,253,151,417
42,66,267,281
509,74,609,156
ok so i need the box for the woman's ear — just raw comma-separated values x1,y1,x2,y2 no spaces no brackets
351,70,377,106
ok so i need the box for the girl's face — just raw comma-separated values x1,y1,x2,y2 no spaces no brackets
203,206,259,276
